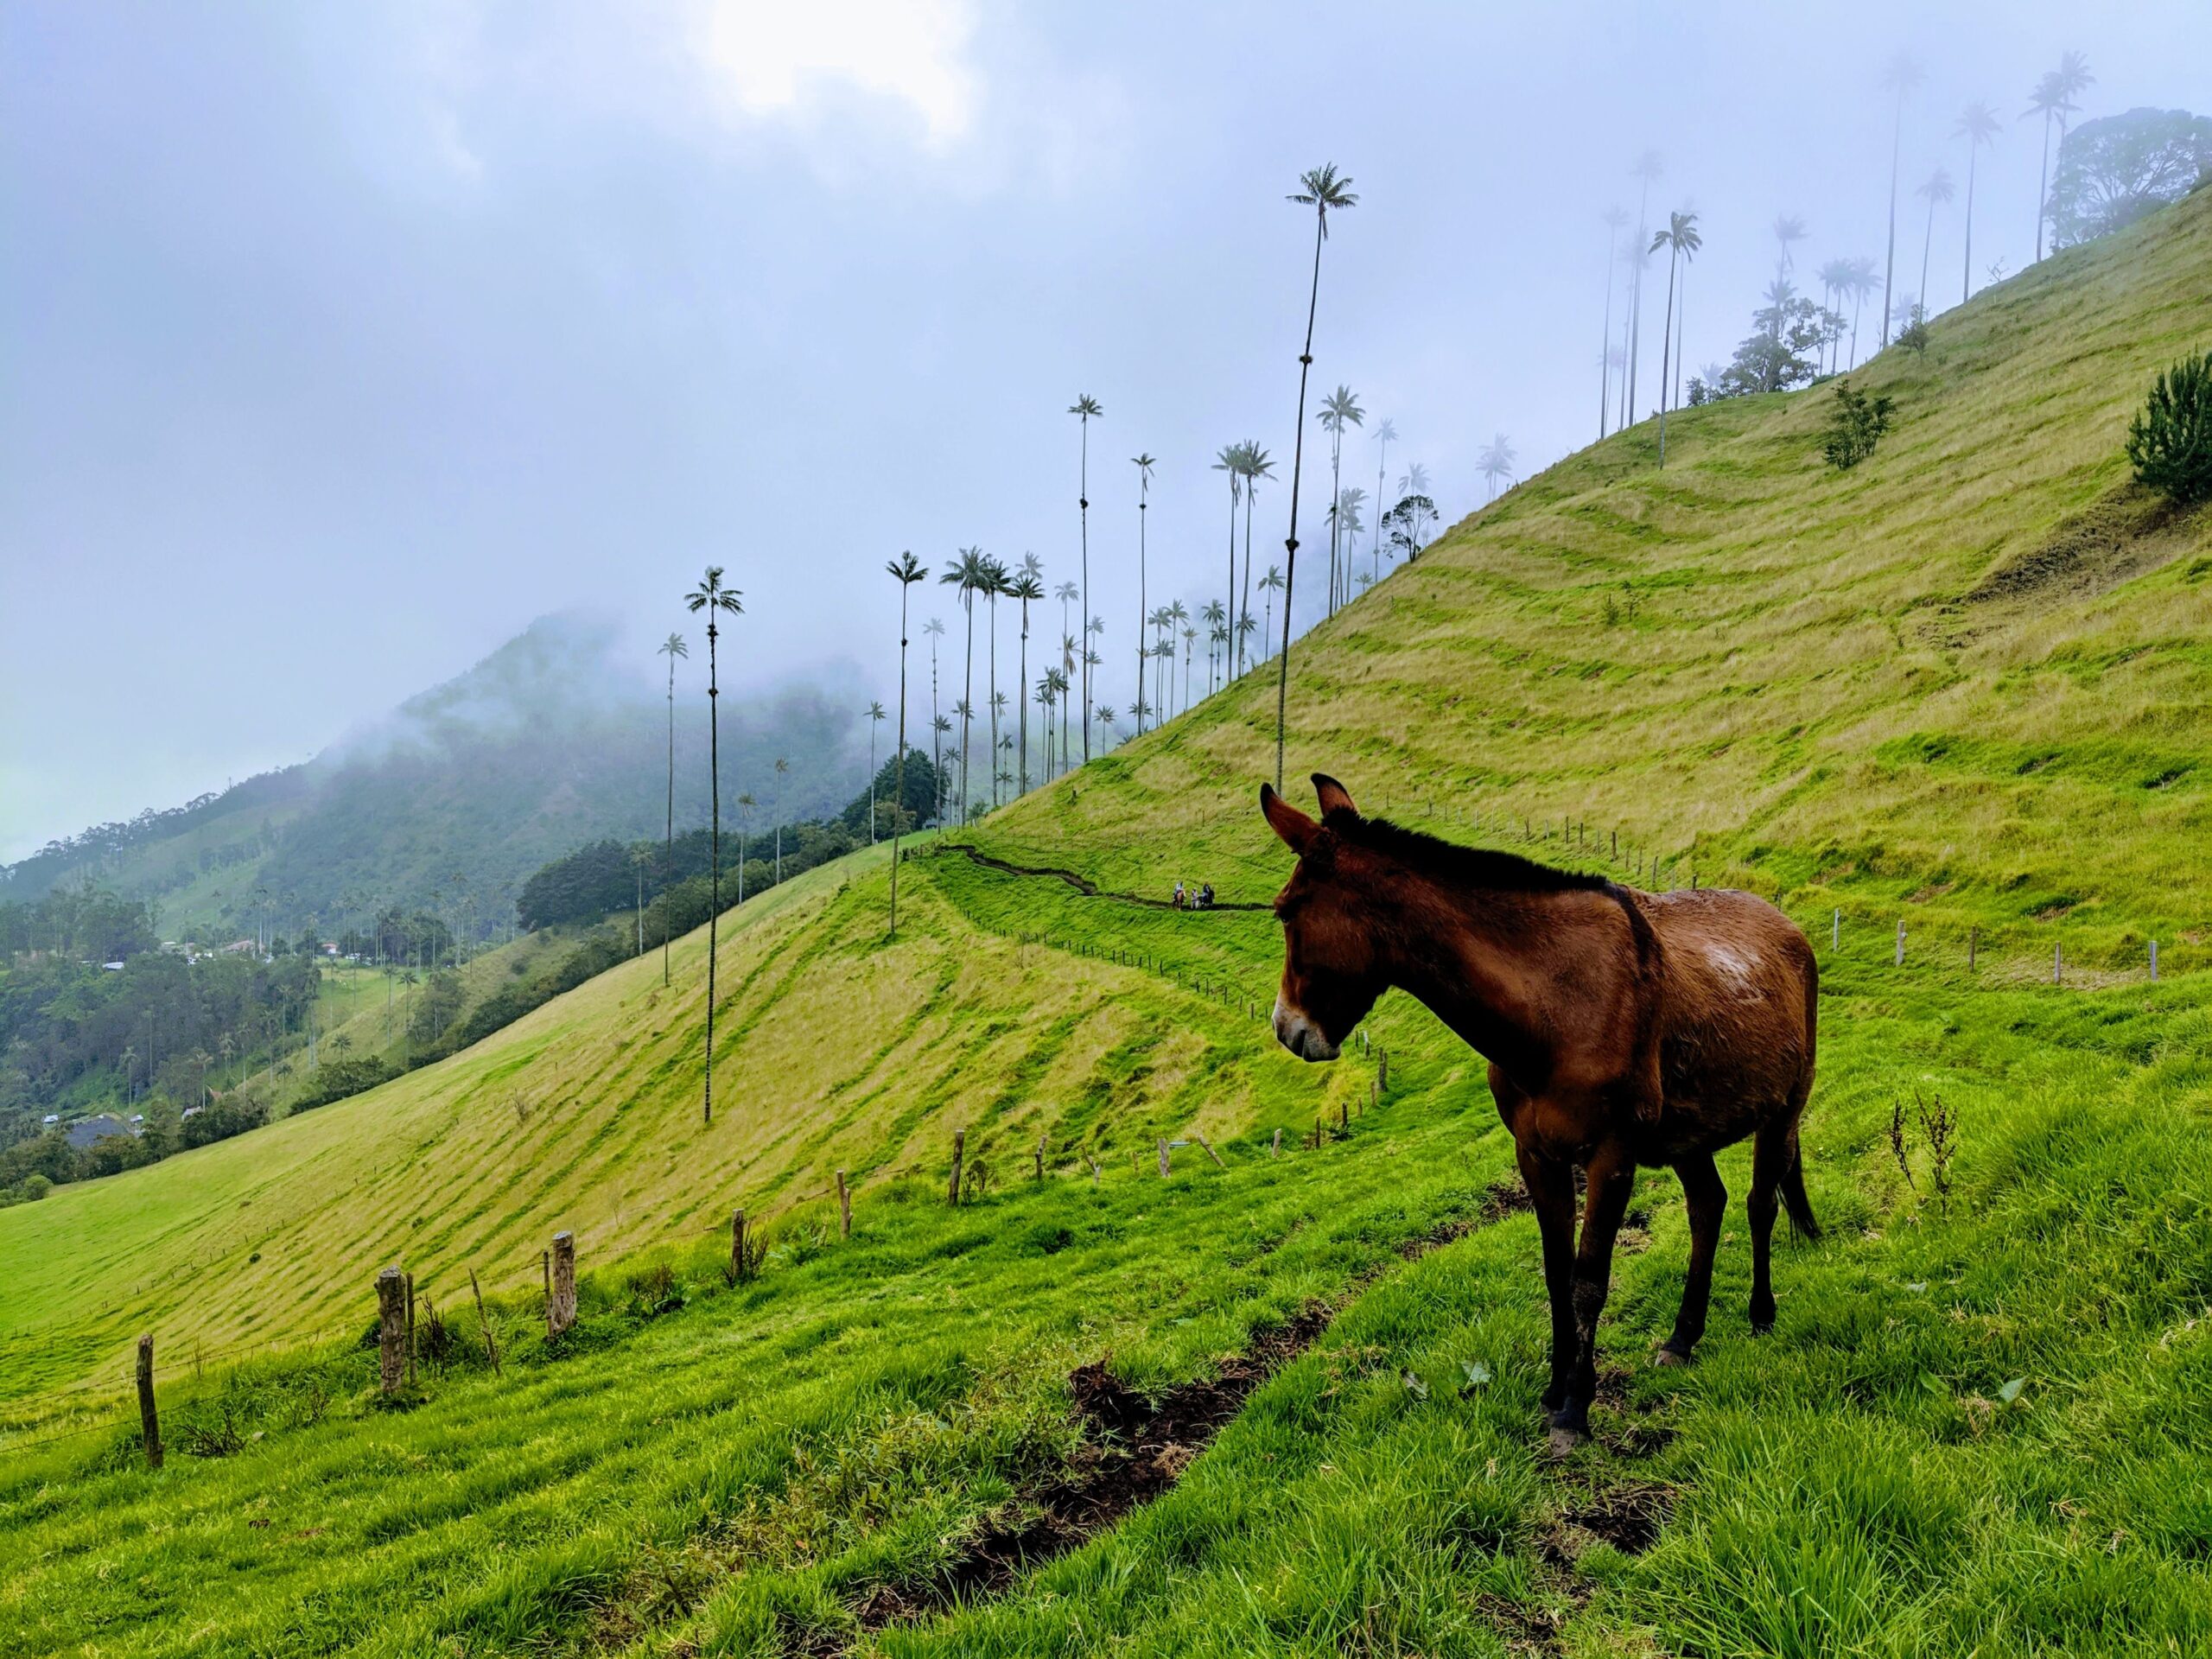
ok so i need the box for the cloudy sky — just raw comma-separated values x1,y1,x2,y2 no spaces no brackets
4,0,2207,860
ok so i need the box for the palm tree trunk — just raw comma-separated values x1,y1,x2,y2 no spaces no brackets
890,584,911,938
2036,114,2052,262
1135,497,1147,734
1919,194,1936,313
1962,148,1977,304
663,665,675,987
1882,91,1904,346
1327,430,1343,613
1656,248,1679,466
1275,207,1325,792
1077,419,1091,766
987,592,1000,809
1240,488,1255,673
703,621,720,1127
1017,600,1030,792
1599,222,1617,440
1224,480,1238,677
959,592,974,822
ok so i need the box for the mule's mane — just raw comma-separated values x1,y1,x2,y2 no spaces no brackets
1332,812,1618,897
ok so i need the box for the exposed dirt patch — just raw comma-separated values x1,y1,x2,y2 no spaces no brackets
1554,1481,1674,1557
1397,1180,1532,1257
1967,482,2203,604
940,844,1271,912
850,1306,1333,1633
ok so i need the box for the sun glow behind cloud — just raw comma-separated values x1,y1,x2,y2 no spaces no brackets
694,0,979,143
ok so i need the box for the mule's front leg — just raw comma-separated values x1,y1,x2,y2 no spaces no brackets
1516,1142,1579,1414
1554,1141,1637,1445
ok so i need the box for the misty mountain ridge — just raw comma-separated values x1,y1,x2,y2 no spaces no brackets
3,611,876,938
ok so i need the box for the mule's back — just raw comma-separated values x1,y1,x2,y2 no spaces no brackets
1637,887,1817,1148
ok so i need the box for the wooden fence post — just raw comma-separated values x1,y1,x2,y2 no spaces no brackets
1194,1134,1227,1169
468,1268,501,1376
1895,918,1905,967
377,1267,407,1394
1157,1138,1171,1178
1967,926,1977,971
1378,1048,1389,1093
948,1129,965,1206
1085,1155,1102,1185
1271,1127,1283,1158
548,1232,576,1338
2150,939,2159,982
405,1272,417,1387
2054,944,2063,986
836,1170,852,1238
1832,910,1840,951
136,1333,162,1469
1338,1098,1349,1132
1034,1134,1046,1182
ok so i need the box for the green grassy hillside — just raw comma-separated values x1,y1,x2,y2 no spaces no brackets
2,191,2209,1657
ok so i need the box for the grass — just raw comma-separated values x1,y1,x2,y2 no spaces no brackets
3,191,2211,1656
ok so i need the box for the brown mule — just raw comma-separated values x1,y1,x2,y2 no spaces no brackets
1262,775,1819,1447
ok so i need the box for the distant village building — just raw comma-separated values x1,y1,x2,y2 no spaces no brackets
65,1113,136,1150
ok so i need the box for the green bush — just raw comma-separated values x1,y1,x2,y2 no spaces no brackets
1823,380,1897,470
2126,350,2212,505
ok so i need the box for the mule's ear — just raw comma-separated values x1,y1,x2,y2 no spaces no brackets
1312,773,1359,820
1261,782,1321,855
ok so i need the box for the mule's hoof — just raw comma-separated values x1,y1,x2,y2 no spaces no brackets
1654,1343,1693,1368
1749,1317,1775,1337
1546,1424,1586,1457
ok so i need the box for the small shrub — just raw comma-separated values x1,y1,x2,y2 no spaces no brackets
1896,305,1930,357
1822,380,1897,470
626,1262,688,1317
2125,350,2212,505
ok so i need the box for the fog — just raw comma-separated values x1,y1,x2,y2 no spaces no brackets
4,0,2207,860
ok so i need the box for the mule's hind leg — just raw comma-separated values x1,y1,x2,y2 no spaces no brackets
1659,1152,1726,1364
1746,1120,1796,1333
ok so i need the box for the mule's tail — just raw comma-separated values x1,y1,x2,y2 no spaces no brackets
1780,1146,1821,1242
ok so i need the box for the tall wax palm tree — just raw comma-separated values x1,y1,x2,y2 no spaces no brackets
1915,168,1955,315
1181,625,1197,714
1211,442,1244,674
1955,101,2000,303
1200,599,1226,694
2025,54,2092,262
931,714,953,810
1626,150,1664,423
1258,564,1284,661
1239,443,1274,677
1598,206,1628,439
655,632,688,985
1011,556,1043,791
1166,600,1191,713
1068,394,1103,762
772,756,790,883
1033,675,1056,783
1319,385,1364,613
1131,453,1155,733
982,556,1007,808
1333,487,1367,590
941,548,988,820
886,552,928,937
1056,630,1077,776
734,793,753,905
1276,162,1357,789
1880,52,1924,348
1815,258,1854,374
1768,213,1805,349
862,709,885,842
1370,418,1395,574
922,616,946,820
683,565,742,1127
1478,438,1516,500
1846,255,1878,368
1652,209,1702,465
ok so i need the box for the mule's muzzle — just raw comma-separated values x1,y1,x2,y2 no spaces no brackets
1272,994,1340,1062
